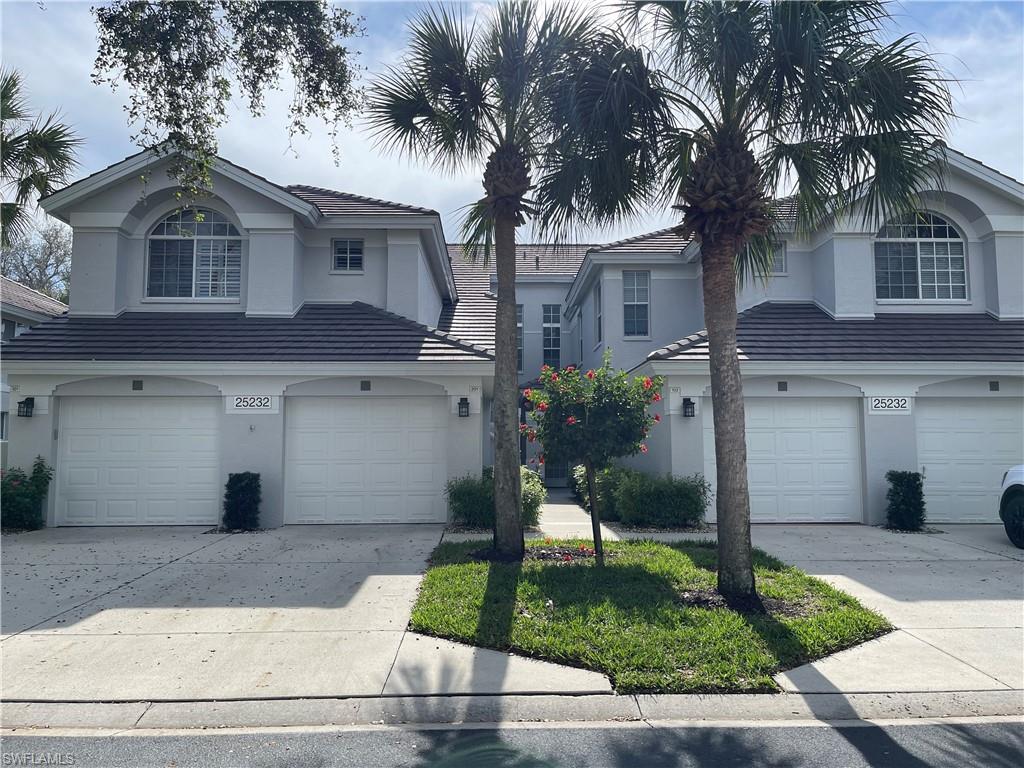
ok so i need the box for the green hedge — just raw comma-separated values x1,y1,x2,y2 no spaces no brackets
572,464,709,528
446,466,546,528
885,470,926,531
223,472,262,530
1,457,53,531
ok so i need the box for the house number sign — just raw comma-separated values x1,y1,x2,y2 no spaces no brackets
868,396,911,413
226,395,278,413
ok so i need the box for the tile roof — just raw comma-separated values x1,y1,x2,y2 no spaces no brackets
0,277,68,318
286,185,437,216
439,244,593,353
1,303,492,363
589,227,693,255
649,302,1024,363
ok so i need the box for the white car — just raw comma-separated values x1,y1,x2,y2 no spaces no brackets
999,466,1024,548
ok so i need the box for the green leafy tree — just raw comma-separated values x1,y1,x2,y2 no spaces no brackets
367,1,669,559
524,358,664,566
631,0,954,599
1,70,80,248
92,0,363,196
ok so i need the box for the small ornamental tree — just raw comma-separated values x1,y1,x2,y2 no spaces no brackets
524,354,664,566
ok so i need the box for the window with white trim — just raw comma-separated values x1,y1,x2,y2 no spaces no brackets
594,282,602,343
542,304,560,369
147,209,242,298
622,270,650,337
874,213,966,300
332,239,364,272
771,242,787,275
516,304,524,373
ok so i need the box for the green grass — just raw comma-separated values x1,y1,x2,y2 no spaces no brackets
411,539,891,693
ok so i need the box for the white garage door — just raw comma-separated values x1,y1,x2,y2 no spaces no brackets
704,398,863,522
917,398,1024,523
285,396,448,523
58,397,221,526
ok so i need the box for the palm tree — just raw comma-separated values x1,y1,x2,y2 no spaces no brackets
632,0,954,599
367,1,668,558
1,70,81,248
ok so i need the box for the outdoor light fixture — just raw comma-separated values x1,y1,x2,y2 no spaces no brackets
682,398,695,418
16,397,34,417
458,397,470,417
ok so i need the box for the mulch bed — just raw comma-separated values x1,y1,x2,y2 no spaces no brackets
469,544,612,564
676,587,819,618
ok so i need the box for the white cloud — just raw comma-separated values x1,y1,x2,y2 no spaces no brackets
2,0,1019,245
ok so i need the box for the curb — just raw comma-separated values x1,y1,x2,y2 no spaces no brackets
3,690,1021,731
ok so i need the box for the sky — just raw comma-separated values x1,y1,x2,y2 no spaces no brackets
2,0,1022,243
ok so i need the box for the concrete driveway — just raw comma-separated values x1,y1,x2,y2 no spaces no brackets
1,525,608,701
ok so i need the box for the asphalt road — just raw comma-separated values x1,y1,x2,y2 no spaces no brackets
1,721,1021,768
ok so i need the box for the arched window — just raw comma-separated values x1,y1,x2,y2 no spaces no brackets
874,212,966,300
147,208,242,298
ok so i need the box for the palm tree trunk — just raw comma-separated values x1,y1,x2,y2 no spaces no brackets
701,237,756,599
492,210,525,559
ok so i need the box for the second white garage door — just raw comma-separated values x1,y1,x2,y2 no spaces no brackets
917,398,1024,523
284,396,448,523
58,396,221,526
704,397,863,522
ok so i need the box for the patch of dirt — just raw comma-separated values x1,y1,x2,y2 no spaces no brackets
879,525,945,535
470,544,613,564
445,525,542,534
203,527,268,534
675,588,819,618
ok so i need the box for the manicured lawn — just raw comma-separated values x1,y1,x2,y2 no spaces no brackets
411,539,890,693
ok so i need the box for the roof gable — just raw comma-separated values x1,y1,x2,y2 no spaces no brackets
0,277,68,319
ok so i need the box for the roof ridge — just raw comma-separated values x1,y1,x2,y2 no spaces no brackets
348,301,494,360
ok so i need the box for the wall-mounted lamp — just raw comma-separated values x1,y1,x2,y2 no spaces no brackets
682,398,695,418
458,397,470,418
17,397,34,417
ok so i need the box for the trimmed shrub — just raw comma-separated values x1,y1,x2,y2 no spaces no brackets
0,456,53,530
223,472,262,530
447,466,546,528
613,471,710,528
572,464,630,522
885,470,926,531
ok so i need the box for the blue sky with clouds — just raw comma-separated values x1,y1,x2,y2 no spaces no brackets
2,0,1022,242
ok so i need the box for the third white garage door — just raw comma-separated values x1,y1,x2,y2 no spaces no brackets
704,397,863,522
917,398,1024,523
284,396,448,523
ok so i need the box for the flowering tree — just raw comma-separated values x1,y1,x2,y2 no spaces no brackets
524,355,664,566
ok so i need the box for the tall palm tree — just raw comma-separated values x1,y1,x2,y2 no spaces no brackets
367,2,668,558
632,0,954,599
1,70,81,248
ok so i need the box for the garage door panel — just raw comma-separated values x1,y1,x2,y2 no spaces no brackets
285,397,448,524
917,398,1024,523
58,397,221,526
704,397,862,523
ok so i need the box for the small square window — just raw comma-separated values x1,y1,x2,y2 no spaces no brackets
333,239,365,272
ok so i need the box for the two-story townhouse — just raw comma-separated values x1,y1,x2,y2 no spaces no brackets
557,146,1024,525
1,277,68,467
2,148,494,528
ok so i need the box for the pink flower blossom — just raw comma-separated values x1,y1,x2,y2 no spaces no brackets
654,413,661,423
642,376,653,390
640,444,649,453
537,402,548,412
585,369,595,380
566,415,577,425
652,392,662,402
524,388,532,399
565,365,575,372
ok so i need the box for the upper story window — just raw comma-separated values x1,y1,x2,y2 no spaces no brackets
333,239,364,272
874,213,966,300
516,304,524,373
771,243,787,275
147,208,242,298
623,270,650,337
594,282,603,344
542,304,561,369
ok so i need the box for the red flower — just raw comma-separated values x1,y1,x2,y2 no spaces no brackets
541,365,551,372
519,423,529,433
538,454,545,464
578,543,587,551
640,444,649,453
642,376,653,390
652,392,662,402
566,415,577,425
537,402,548,412
654,413,661,423
550,372,559,382
585,369,595,380
562,553,573,561
524,388,532,399
565,365,575,373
